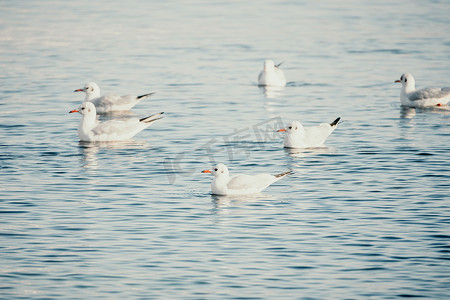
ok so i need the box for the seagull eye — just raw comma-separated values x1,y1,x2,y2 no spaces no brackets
81,107,85,110
405,78,407,82
214,168,218,171
288,126,292,129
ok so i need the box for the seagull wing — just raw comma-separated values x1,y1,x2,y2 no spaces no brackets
227,174,275,191
409,87,450,101
98,94,133,106
92,118,139,135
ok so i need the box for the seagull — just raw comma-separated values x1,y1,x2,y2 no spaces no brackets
74,82,155,113
69,102,163,142
395,73,450,107
258,60,287,87
277,117,340,148
202,163,291,196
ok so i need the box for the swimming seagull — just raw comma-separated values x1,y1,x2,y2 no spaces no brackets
202,163,291,196
69,102,163,142
395,73,450,107
258,59,287,87
277,117,341,148
74,82,155,113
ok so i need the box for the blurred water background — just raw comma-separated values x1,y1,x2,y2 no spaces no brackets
1,0,450,298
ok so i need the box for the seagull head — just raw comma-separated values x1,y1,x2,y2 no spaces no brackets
69,101,96,116
202,163,229,177
277,121,304,135
395,73,415,90
74,82,100,100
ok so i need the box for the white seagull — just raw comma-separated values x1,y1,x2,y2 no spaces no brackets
74,82,155,113
395,73,450,107
258,60,287,87
202,163,291,196
69,102,163,142
277,117,340,148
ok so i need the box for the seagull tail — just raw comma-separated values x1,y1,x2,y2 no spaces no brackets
275,61,285,68
137,92,156,100
140,112,164,123
330,117,341,127
274,170,292,179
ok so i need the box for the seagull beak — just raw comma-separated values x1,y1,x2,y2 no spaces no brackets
394,80,401,83
69,109,79,113
277,129,286,132
202,170,212,173
74,88,84,92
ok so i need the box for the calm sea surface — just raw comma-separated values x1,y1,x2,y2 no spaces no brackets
1,0,450,299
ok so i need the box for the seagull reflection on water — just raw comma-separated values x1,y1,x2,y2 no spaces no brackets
78,140,148,169
400,105,450,119
211,193,277,209
400,107,416,119
259,85,285,99
283,146,335,158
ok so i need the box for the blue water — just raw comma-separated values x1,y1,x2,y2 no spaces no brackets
1,0,450,299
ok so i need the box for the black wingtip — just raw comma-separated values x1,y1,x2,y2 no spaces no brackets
275,170,292,178
275,61,285,68
139,112,164,123
330,117,341,127
137,92,156,100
